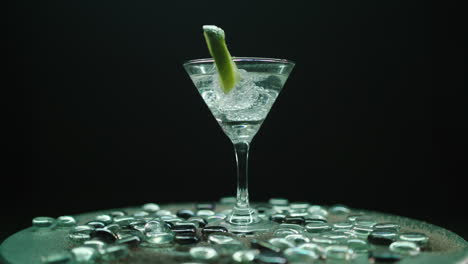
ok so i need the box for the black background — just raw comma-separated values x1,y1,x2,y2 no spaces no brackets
4,0,466,243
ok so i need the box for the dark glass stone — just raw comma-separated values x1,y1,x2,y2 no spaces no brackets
201,226,228,236
369,249,402,263
177,209,195,219
368,231,397,246
117,235,141,248
90,228,118,243
270,214,286,224
87,221,106,229
254,251,287,264
174,234,200,245
171,226,196,235
251,239,281,253
284,216,305,225
196,203,215,210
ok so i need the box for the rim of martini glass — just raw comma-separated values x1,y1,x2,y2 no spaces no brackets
183,57,295,66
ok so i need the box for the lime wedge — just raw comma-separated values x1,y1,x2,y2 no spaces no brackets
203,25,239,94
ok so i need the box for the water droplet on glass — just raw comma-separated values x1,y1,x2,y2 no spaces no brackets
290,202,310,210
142,203,160,212
133,211,150,218
307,206,328,217
209,233,236,244
251,239,281,253
325,245,354,260
145,232,175,246
144,219,170,236
270,214,286,224
86,221,106,229
370,248,402,262
41,251,74,264
196,202,215,210
113,215,135,227
202,225,228,236
109,210,127,217
284,216,305,225
353,225,374,238
298,243,325,256
284,247,319,262
389,241,420,256
274,228,299,237
69,225,95,242
90,227,119,243
268,238,295,250
374,222,401,232
196,209,216,217
305,222,332,233
232,250,258,262
117,235,142,248
56,216,76,228
101,244,130,261
254,251,287,264
33,217,55,228
347,213,365,222
206,214,227,223
305,214,327,223
355,216,377,228
177,209,195,219
175,234,200,245
190,246,218,260
398,232,429,246
70,246,98,263
155,210,172,216
268,198,289,206
171,225,197,235
322,230,356,241
83,239,107,253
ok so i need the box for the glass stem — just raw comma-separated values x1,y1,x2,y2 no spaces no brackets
228,141,259,225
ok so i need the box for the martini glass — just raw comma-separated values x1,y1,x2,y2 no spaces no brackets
184,57,295,232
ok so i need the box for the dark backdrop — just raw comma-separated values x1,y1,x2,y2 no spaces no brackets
4,0,466,242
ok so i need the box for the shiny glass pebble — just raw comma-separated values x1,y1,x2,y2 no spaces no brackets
142,203,160,212
175,221,198,228
33,217,55,228
171,226,197,235
202,225,228,236
70,246,98,263
333,222,353,230
322,230,356,241
329,204,351,214
298,243,325,256
41,252,74,264
145,232,174,245
86,221,106,229
155,210,172,216
353,225,374,237
177,209,195,219
190,246,218,260
398,232,429,246
251,239,281,253
269,198,289,206
273,228,299,237
90,227,118,243
355,217,377,228
290,202,310,209
95,214,113,225
305,214,327,223
284,216,305,225
268,238,295,250
175,234,200,244
389,241,420,256
206,214,226,223
270,214,286,223
196,209,215,217
346,239,370,254
368,230,398,245
374,222,401,232
325,245,354,260
144,220,170,235
129,219,147,232
56,216,76,227
232,250,258,262
109,210,127,217
83,239,107,253
101,245,130,261
113,215,135,227
69,225,95,242
284,247,319,262
305,222,332,233
254,251,287,264
307,205,328,216
208,234,236,244
285,234,310,245
188,217,207,228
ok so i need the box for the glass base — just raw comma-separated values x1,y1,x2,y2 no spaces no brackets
209,206,278,233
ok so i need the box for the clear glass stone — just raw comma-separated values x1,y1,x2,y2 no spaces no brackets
70,246,98,263
389,241,420,256
142,203,160,212
325,245,354,260
190,247,218,260
232,250,258,262
305,223,332,233
69,225,95,242
268,238,295,250
101,245,130,261
398,232,429,246
33,217,55,228
284,247,319,262
56,216,76,227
